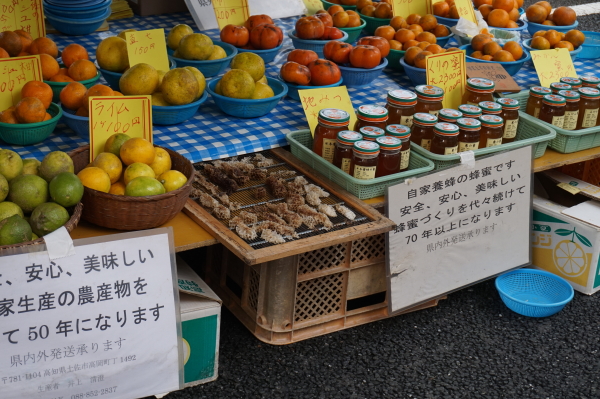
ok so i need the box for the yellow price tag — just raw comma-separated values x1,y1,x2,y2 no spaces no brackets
0,0,45,39
0,55,42,111
124,29,170,72
88,96,153,162
426,50,467,109
452,0,476,23
392,0,429,17
531,48,577,88
298,86,356,136
303,0,323,15
557,182,581,195
211,0,250,30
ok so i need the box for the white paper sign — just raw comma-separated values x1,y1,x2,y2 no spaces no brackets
387,147,532,314
0,229,181,399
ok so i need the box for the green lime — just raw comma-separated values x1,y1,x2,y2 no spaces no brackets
29,202,70,237
49,172,84,207
39,151,74,183
0,202,24,221
125,176,166,197
0,214,32,245
8,174,48,214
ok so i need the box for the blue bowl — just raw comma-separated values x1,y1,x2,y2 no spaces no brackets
288,30,349,58
46,0,106,6
435,25,454,47
579,31,600,59
206,77,287,118
152,90,208,125
459,44,531,76
435,15,459,27
399,57,426,86
277,75,343,101
61,104,89,139
237,42,284,64
525,18,579,36
43,0,111,18
495,269,574,318
44,6,110,35
523,38,583,60
338,57,388,87
97,57,176,91
171,41,237,77
492,19,528,33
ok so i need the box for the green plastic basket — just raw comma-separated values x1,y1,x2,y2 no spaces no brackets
0,102,63,145
386,48,405,70
359,12,391,35
411,111,556,170
45,70,101,103
286,129,435,199
339,19,366,43
505,90,600,154
321,0,355,11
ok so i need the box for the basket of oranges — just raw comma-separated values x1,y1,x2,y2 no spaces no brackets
459,33,531,76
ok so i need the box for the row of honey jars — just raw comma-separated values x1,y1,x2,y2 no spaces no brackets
385,85,445,126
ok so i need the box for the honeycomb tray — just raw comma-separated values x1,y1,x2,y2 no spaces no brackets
183,148,395,265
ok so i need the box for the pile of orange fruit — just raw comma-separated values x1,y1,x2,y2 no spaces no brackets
526,2,577,26
373,14,454,53
60,83,122,117
530,29,585,51
472,0,524,28
0,80,54,124
323,5,362,28
469,33,523,61
357,0,393,19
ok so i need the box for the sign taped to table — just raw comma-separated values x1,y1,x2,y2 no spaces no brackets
386,147,532,314
0,228,183,399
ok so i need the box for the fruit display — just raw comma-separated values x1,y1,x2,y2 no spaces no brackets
320,6,362,28
0,30,56,58
372,14,452,52
219,15,283,50
77,134,187,197
96,34,130,73
0,149,83,245
0,80,55,124
214,52,274,99
168,25,228,60
294,15,345,40
468,33,524,61
324,0,359,5
469,0,524,29
322,39,386,69
59,83,118,117
525,2,577,26
529,29,585,51
357,0,393,19
280,50,342,86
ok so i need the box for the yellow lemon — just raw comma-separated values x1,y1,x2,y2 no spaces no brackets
77,167,111,193
120,137,156,166
150,147,172,177
159,170,187,192
123,162,155,185
92,152,123,184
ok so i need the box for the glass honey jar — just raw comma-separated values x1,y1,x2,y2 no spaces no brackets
496,98,520,143
386,125,411,172
576,87,600,129
333,130,363,174
479,101,502,116
349,140,380,180
414,85,445,116
438,108,463,124
386,89,417,127
359,126,385,141
526,86,552,118
312,108,351,163
539,94,566,129
561,77,582,90
457,117,482,152
430,122,460,155
458,104,483,119
557,89,580,131
463,77,495,105
354,105,389,131
550,82,572,94
375,136,403,177
581,76,600,88
478,114,504,148
410,112,438,151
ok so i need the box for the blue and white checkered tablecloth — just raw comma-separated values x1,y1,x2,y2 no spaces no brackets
6,12,600,162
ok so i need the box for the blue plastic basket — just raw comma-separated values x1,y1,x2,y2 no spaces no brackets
43,0,111,18
288,30,349,58
399,57,426,86
578,31,600,59
97,57,176,91
321,0,355,11
152,90,208,125
460,44,531,76
522,38,583,60
0,103,63,145
170,41,237,77
278,75,343,101
338,57,388,87
495,269,574,317
435,26,455,47
61,104,89,139
525,18,579,36
493,19,528,33
206,77,287,118
237,42,284,64
435,15,459,27
44,6,111,35
339,19,366,44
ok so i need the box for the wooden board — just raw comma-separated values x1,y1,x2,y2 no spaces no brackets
533,147,600,173
183,149,396,265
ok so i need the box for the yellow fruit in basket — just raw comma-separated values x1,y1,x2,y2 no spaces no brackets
125,176,166,197
257,75,267,84
214,80,223,95
230,52,265,82
177,33,214,60
149,147,172,177
123,162,155,185
109,181,126,195
167,24,194,51
92,152,123,184
120,137,156,166
96,36,129,73
160,68,199,106
159,170,187,192
251,82,274,99
120,63,159,95
151,92,170,106
104,133,131,157
183,67,206,100
117,29,137,40
77,167,111,193
207,45,227,60
156,70,167,92
220,69,255,99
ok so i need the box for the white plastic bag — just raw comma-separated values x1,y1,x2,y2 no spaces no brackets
451,10,521,46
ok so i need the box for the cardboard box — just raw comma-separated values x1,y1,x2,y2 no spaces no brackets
127,0,188,16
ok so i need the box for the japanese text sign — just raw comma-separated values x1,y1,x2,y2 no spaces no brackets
531,48,577,88
0,229,182,399
466,62,521,93
449,0,476,23
299,86,357,136
89,96,153,162
0,55,42,111
302,0,323,15
386,147,532,314
124,29,170,72
392,0,430,17
0,0,45,39
426,50,466,109
211,0,250,29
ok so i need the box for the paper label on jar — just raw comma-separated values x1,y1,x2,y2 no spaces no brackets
444,146,458,155
400,115,413,128
563,110,579,130
552,115,565,129
582,108,599,128
533,107,541,119
322,138,336,163
353,165,376,180
400,149,410,170
429,110,439,117
420,139,432,151
503,119,519,139
341,158,351,174
486,137,503,147
459,141,479,152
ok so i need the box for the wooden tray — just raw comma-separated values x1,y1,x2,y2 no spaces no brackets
183,148,395,265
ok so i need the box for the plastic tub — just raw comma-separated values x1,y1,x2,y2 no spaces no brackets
45,71,100,103
578,31,600,59
386,48,405,70
152,91,208,125
435,15,459,27
44,6,111,35
170,41,237,77
288,30,348,58
43,0,112,18
495,269,574,317
523,38,583,60
61,104,89,138
525,18,579,36
206,77,287,118
236,42,284,64
97,57,176,91
399,57,426,86
339,19,366,44
338,57,388,87
321,0,355,11
460,44,531,76
0,103,63,145
359,13,391,35
277,75,343,101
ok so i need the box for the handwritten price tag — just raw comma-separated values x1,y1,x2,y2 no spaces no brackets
0,0,45,39
299,86,356,136
124,29,170,72
89,96,153,161
426,50,467,109
303,0,323,15
531,48,577,88
452,0,476,23
211,0,250,30
0,55,42,111
392,0,430,17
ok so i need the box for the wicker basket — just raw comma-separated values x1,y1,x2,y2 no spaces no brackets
0,202,83,255
69,145,194,230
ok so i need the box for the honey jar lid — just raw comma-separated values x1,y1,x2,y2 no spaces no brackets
385,124,411,138
542,94,567,105
415,85,445,100
577,87,600,99
456,117,482,130
413,112,438,125
359,126,385,140
357,104,389,121
478,101,502,113
458,104,482,116
581,75,600,86
376,136,403,150
318,108,350,125
353,140,380,155
479,114,504,126
337,130,363,145
433,122,459,136
557,90,580,101
466,77,495,92
387,89,417,105
550,82,572,93
529,86,552,97
560,77,582,87
496,97,520,109
439,108,463,121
